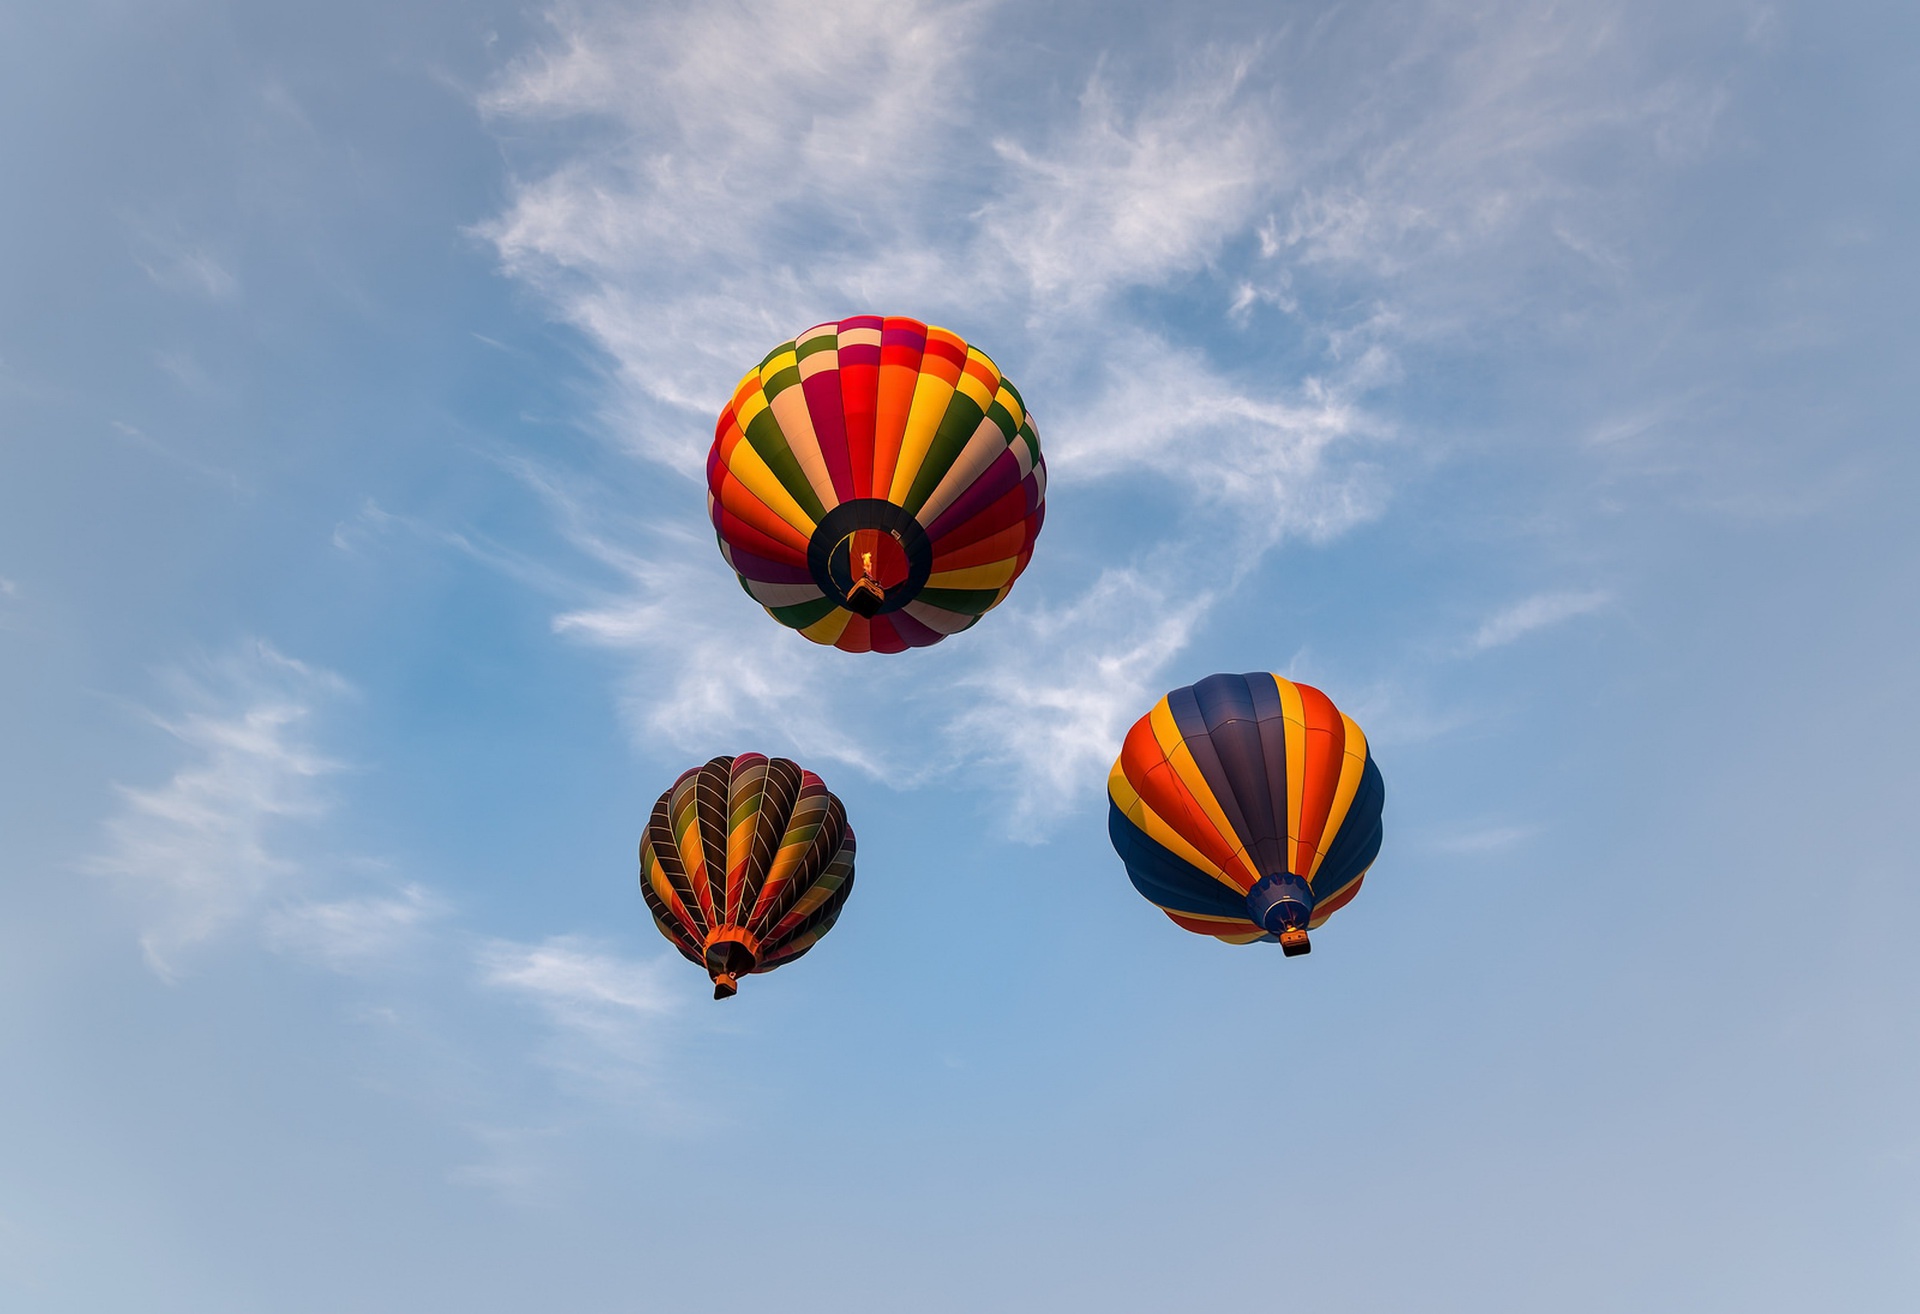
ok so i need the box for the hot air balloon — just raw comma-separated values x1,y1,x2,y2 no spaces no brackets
1107,672,1384,956
639,753,855,998
707,315,1047,653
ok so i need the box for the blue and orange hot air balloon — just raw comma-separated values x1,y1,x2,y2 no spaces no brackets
707,315,1046,653
1107,673,1385,956
639,754,855,998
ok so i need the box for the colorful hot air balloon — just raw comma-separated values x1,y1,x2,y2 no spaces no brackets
639,753,855,998
707,315,1047,653
1107,673,1384,956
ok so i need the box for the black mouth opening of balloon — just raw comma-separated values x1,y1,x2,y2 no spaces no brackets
807,499,933,617
705,938,757,1000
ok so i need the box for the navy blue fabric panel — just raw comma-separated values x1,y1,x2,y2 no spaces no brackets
1314,756,1385,890
1193,673,1284,877
1166,683,1256,858
1191,671,1259,724
1107,803,1250,921
1248,674,1293,867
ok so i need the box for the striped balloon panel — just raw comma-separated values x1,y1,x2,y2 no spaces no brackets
638,753,856,993
1106,673,1385,944
708,315,1047,653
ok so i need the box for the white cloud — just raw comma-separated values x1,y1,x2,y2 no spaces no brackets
1428,822,1542,855
946,570,1213,831
982,53,1276,303
1044,330,1389,544
266,884,448,972
1471,589,1611,652
85,642,348,978
131,223,239,301
464,1,1737,820
476,935,685,1084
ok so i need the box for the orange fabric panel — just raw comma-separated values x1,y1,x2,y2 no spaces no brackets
1163,909,1256,937
712,472,812,555
1291,682,1348,877
870,317,925,497
1119,715,1253,892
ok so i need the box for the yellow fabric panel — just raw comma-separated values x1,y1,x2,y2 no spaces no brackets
1108,763,1236,887
991,380,1026,439
925,560,1017,591
953,351,998,412
643,853,679,912
720,423,818,536
1309,713,1371,880
724,765,764,905
1213,929,1269,945
1149,701,1260,889
799,607,852,645
1274,675,1307,868
767,383,839,512
731,376,770,431
670,789,709,916
886,370,958,504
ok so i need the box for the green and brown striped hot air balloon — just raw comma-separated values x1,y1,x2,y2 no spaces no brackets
706,315,1046,653
639,753,855,999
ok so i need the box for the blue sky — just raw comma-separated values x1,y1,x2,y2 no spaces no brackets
2,0,1917,1308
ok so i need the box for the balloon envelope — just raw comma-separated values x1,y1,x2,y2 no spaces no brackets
707,315,1047,653
1106,673,1384,955
639,753,855,998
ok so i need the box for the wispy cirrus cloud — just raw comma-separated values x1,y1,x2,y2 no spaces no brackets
981,51,1277,304
1470,589,1611,652
463,0,1742,822
472,3,1386,816
85,641,348,978
266,883,449,973
476,935,688,1091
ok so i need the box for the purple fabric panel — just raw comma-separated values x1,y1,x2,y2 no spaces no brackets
725,544,816,585
924,448,1022,541
886,607,943,648
801,368,855,503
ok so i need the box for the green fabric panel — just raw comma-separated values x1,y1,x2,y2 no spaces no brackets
767,596,839,629
1014,420,1041,470
742,407,828,521
795,335,837,360
901,391,988,515
916,586,1000,615
983,397,1018,439
759,364,802,400
758,339,796,371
